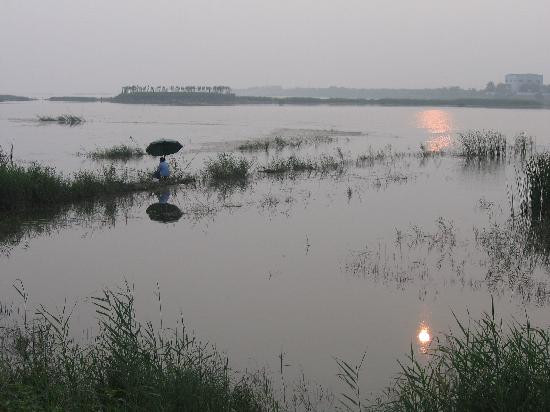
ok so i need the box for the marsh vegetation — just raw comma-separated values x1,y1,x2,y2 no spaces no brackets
0,285,277,411
238,135,334,152
2,285,550,412
5,104,550,412
0,147,193,212
83,144,145,161
370,305,550,411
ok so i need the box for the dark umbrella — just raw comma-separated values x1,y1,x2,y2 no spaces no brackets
146,203,183,223
146,139,183,156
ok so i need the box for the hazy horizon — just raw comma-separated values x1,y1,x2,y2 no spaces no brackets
1,0,548,96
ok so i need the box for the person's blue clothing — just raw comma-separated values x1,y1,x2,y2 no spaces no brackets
158,160,170,177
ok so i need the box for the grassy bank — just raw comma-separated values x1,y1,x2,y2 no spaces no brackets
0,149,193,212
0,285,276,411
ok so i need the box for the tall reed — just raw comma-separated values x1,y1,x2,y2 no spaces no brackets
375,303,550,411
457,130,507,159
0,285,277,411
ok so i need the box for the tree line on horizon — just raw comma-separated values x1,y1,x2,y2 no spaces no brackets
120,85,233,95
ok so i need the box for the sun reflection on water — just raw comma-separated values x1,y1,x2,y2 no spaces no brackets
416,109,454,152
417,322,432,353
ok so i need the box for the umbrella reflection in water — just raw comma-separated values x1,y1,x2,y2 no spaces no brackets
146,190,183,223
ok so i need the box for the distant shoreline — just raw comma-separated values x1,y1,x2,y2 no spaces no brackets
0,94,33,102
3,93,548,109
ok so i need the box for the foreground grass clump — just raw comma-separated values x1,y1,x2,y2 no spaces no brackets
377,308,550,411
203,153,252,181
0,286,275,411
0,148,193,211
457,129,506,159
38,114,84,125
85,144,145,160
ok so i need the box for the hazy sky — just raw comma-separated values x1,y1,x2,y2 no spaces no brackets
1,0,548,95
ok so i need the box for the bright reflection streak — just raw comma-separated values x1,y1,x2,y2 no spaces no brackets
416,110,454,152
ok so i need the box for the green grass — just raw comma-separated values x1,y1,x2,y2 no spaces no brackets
38,114,84,125
457,130,507,159
85,144,145,160
0,285,277,411
202,153,252,181
0,148,194,212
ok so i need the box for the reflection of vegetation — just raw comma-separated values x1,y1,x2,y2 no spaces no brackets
0,285,277,411
84,144,145,161
376,308,550,411
38,114,84,125
0,196,138,256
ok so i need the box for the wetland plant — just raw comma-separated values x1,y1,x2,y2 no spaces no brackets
0,285,276,411
0,148,194,211
38,114,84,125
513,132,535,159
237,135,334,152
457,130,506,159
376,306,550,412
524,153,550,219
84,144,145,161
203,153,252,181
260,154,343,174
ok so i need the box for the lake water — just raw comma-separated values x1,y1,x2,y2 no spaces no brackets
2,100,550,399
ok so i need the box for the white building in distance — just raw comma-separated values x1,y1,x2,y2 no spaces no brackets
505,73,543,93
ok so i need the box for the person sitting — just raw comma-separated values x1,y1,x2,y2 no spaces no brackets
153,157,170,180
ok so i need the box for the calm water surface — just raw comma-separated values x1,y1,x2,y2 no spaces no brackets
1,101,550,396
